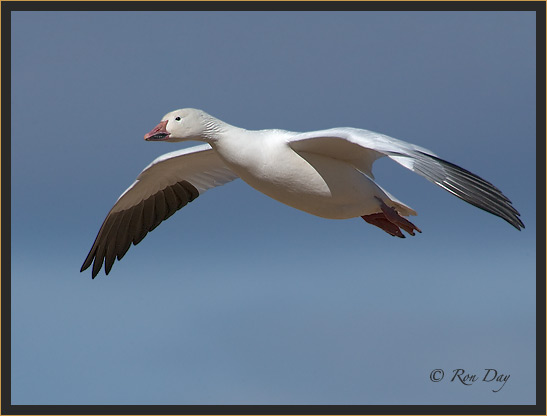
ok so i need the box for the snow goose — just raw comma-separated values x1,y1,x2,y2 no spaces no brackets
81,108,524,278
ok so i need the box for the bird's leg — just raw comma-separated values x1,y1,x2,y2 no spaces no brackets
361,197,422,237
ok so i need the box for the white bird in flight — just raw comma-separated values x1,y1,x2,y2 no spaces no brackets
81,108,524,278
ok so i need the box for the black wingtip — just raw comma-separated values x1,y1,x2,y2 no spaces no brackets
415,151,525,232
80,260,92,275
80,260,100,279
512,218,525,231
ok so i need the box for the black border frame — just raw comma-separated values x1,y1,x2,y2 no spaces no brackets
2,2,545,415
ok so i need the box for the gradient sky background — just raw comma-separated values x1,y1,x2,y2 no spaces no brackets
11,11,536,405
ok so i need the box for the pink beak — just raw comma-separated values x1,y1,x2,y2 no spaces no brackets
144,120,170,141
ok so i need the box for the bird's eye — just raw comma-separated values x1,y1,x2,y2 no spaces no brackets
175,117,181,121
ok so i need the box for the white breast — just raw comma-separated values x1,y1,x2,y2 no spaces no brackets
212,131,384,219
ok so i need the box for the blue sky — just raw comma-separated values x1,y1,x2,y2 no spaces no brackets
10,11,536,405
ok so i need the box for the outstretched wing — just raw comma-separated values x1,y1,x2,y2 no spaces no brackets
81,144,239,278
288,127,524,230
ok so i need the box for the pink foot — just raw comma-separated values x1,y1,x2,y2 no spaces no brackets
362,213,406,237
361,197,422,237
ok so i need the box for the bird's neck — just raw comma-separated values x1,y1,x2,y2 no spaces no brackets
200,113,248,144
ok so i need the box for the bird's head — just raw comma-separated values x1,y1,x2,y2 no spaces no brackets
144,108,209,142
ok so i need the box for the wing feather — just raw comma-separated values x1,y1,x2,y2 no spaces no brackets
81,144,239,278
288,128,523,230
